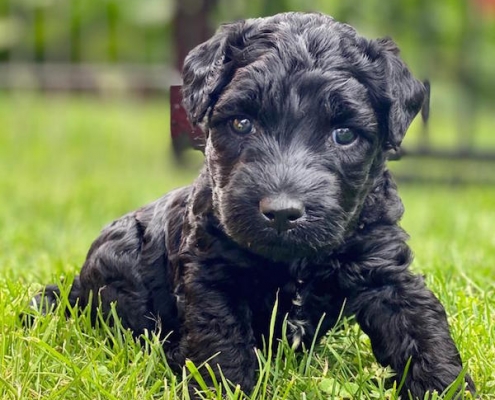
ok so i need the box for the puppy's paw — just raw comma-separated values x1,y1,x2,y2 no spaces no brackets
21,284,61,326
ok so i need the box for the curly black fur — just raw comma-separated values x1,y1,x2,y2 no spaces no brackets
33,12,475,398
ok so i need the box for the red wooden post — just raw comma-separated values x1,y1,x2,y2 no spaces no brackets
170,85,203,155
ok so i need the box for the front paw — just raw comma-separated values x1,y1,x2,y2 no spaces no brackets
400,368,476,399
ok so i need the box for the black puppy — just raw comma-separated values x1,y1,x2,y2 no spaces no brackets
34,12,475,398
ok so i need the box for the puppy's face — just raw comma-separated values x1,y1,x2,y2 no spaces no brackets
207,70,380,260
182,13,427,261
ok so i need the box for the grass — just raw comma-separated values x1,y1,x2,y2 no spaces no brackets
0,93,494,399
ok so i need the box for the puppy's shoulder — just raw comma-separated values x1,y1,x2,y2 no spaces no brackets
85,186,192,265
137,186,192,258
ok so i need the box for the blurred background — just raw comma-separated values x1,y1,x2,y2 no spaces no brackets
1,4,494,392
0,0,494,192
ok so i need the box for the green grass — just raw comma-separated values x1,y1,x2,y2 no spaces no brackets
0,94,494,399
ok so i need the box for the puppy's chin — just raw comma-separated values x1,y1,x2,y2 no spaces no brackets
243,242,314,262
226,227,341,263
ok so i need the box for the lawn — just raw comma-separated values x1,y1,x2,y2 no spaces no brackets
0,94,494,399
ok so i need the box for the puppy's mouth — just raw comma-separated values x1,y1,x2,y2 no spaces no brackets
217,189,348,262
244,230,313,260
223,212,344,262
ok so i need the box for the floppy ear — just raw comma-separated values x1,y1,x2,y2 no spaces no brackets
181,21,246,128
360,170,405,227
377,38,429,148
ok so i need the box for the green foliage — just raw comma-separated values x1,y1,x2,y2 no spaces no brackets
0,0,175,63
0,95,494,398
1,0,494,89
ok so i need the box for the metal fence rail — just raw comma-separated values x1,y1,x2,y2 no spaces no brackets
0,63,179,94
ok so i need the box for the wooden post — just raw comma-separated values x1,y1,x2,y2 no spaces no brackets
173,0,217,71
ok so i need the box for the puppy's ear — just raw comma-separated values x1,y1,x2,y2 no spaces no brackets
360,170,404,227
377,38,429,148
181,22,245,128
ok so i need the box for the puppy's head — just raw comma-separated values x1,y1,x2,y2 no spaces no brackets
182,12,427,261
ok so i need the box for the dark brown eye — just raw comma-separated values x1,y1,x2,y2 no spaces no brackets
332,128,357,145
230,118,254,135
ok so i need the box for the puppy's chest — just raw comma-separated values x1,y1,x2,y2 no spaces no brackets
252,271,344,349
284,278,312,349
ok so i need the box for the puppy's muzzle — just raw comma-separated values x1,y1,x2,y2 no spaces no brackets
259,195,305,233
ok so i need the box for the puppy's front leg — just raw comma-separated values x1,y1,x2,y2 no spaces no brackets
345,269,475,398
180,276,257,396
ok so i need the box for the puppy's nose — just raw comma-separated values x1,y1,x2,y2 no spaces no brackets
259,196,305,232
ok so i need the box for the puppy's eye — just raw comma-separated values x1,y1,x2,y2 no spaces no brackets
230,118,254,135
332,128,358,146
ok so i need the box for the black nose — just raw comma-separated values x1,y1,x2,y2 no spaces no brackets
259,195,305,232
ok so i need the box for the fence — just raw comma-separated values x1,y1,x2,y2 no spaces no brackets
0,0,216,93
1,0,494,183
